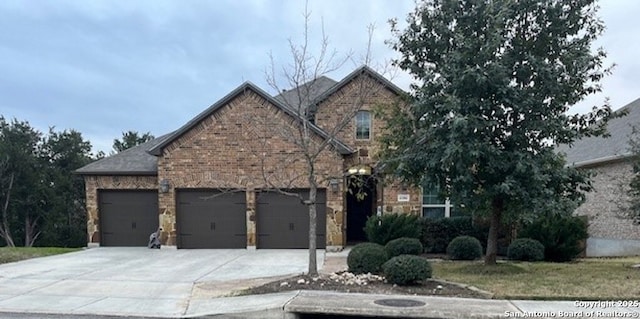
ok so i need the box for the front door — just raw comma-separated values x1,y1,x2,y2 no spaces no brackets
346,175,376,243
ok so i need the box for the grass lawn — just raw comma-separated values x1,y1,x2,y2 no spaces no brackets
432,257,640,300
0,247,81,264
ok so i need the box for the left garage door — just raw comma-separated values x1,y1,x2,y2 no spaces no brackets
99,190,159,247
176,190,247,249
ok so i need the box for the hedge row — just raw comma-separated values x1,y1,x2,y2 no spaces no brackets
363,213,588,262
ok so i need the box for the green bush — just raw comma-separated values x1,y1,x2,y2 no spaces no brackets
347,242,389,274
421,216,478,253
382,255,432,285
385,237,423,257
519,214,588,262
446,235,483,260
507,238,545,261
364,213,421,245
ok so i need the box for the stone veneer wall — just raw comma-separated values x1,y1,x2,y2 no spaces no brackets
156,89,345,247
83,175,158,244
382,182,422,215
575,160,640,241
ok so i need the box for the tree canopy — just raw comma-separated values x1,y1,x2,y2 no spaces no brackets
380,0,615,264
0,117,95,247
112,131,154,153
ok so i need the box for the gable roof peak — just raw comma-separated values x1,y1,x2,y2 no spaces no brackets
312,65,405,106
147,80,354,156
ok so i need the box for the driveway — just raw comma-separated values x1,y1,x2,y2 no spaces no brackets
0,248,324,318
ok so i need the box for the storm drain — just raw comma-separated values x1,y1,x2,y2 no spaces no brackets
374,299,426,307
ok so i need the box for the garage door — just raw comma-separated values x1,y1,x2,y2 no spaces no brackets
256,189,326,249
99,190,159,247
176,190,247,249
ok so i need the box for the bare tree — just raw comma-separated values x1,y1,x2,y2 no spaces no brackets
253,3,389,275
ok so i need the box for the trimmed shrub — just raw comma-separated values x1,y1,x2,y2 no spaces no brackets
421,216,477,253
347,242,388,274
447,235,483,260
385,237,424,257
519,214,588,262
364,213,421,245
382,255,432,285
507,238,545,261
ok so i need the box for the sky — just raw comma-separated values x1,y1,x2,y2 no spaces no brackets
1,1,639,155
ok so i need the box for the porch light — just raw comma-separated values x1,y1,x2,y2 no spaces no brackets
347,166,371,176
329,179,341,193
159,179,170,193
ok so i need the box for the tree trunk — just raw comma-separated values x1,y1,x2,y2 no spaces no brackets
485,197,503,265
0,172,15,247
24,214,40,247
308,182,318,276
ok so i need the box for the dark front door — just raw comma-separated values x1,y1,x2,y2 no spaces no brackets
256,189,326,249
176,190,247,249
346,176,376,243
99,190,159,247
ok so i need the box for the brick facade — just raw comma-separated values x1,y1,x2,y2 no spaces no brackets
575,160,640,241
156,89,345,246
82,69,424,249
315,75,419,217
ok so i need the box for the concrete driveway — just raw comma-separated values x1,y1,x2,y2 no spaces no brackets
0,248,324,318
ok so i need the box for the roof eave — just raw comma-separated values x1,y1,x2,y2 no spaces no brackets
567,153,633,168
74,170,158,176
147,82,260,156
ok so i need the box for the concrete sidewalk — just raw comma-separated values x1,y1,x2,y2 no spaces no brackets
283,290,640,319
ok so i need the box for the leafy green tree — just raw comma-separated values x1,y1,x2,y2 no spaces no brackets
39,129,93,247
0,117,45,246
112,131,154,153
0,117,95,247
381,0,615,264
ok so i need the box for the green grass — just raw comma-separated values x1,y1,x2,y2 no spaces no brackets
0,247,81,264
432,257,640,300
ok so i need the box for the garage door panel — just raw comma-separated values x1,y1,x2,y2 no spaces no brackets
256,189,326,249
99,191,159,247
176,190,247,249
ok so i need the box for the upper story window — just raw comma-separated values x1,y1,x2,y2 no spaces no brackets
355,111,371,140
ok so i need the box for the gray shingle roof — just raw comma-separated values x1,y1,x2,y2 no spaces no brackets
273,76,338,112
147,81,354,156
75,134,172,175
558,97,640,167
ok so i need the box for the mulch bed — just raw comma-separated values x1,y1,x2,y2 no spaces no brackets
241,272,491,299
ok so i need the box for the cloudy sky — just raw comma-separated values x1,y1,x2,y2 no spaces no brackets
1,1,638,154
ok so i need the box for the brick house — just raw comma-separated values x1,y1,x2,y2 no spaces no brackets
76,67,422,250
558,98,640,256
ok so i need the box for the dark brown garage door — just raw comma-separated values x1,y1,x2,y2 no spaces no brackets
256,189,326,249
176,190,247,249
99,190,159,247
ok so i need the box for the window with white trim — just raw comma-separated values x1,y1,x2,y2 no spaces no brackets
355,111,371,140
421,181,462,218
